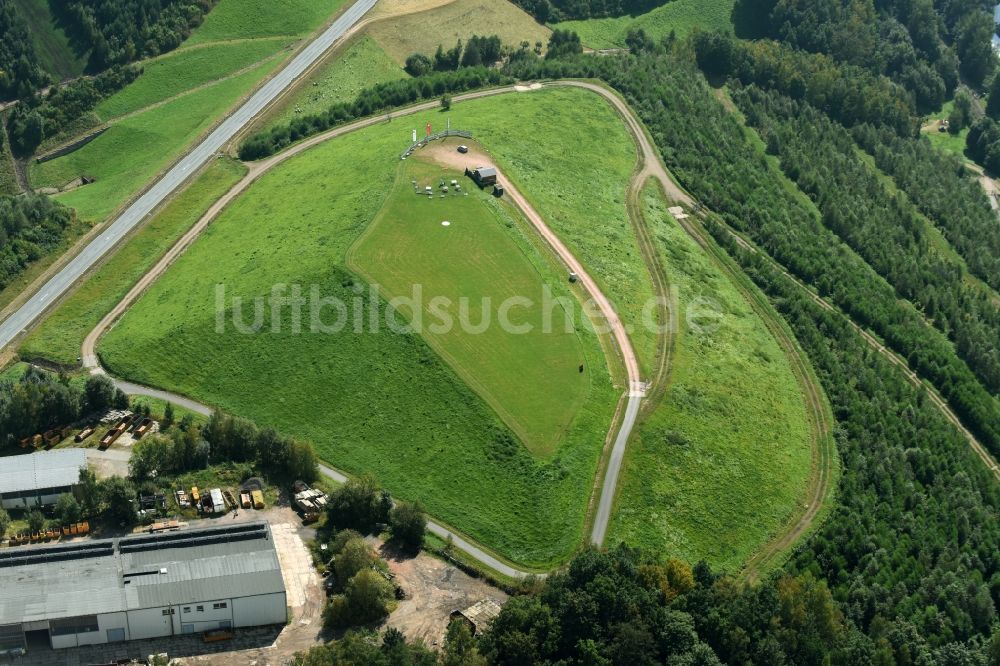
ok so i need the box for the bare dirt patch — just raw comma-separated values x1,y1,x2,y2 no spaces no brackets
375,540,508,648
417,136,496,175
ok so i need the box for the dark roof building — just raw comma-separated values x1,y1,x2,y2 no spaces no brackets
470,166,497,187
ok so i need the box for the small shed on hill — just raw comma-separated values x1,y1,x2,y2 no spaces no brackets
450,598,503,636
468,166,497,188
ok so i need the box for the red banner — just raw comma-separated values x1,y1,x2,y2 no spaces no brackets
425,123,432,137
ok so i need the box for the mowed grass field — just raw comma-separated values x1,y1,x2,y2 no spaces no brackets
607,183,812,572
95,39,290,120
368,0,551,63
185,0,339,43
28,0,342,223
99,91,628,566
555,0,735,49
348,158,591,456
30,60,277,222
472,87,660,376
21,158,247,366
264,36,408,131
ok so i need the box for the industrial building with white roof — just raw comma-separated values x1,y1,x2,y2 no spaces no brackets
0,448,87,510
0,521,287,653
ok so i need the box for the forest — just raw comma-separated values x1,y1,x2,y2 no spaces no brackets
55,0,216,71
731,85,1000,395
510,0,665,23
0,0,51,100
732,0,992,108
0,0,214,102
853,122,1000,294
6,64,140,155
0,194,75,293
692,31,917,134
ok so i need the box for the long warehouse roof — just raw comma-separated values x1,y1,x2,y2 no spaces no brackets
0,449,87,495
0,522,284,625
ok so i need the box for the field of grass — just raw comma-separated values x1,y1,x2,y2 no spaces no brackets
11,0,86,80
30,59,277,223
920,99,972,161
264,36,407,131
21,158,247,365
0,130,18,195
606,183,812,572
554,0,735,49
470,87,659,375
28,0,345,224
348,157,591,456
98,91,629,566
95,39,289,120
368,0,551,63
925,127,969,157
186,0,340,44
0,361,29,382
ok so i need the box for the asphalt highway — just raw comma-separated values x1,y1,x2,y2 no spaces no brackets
0,0,378,352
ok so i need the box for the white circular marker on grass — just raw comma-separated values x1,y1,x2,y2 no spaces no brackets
441,221,451,227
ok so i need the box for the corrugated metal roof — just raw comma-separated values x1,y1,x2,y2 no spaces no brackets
459,598,503,633
0,449,87,495
0,522,284,625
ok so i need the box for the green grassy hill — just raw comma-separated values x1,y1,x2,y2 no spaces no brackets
349,157,591,456
554,0,735,50
100,92,625,566
607,183,814,572
263,36,407,132
28,0,344,223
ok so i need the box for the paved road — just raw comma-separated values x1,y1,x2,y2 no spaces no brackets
0,0,378,352
81,82,654,577
316,464,535,578
590,394,642,545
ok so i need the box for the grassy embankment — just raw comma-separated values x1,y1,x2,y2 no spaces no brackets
262,36,408,131
553,0,735,50
607,183,812,572
99,89,634,567
21,158,247,365
28,0,345,223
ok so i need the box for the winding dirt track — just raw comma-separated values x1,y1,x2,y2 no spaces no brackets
83,82,648,578
82,80,844,579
